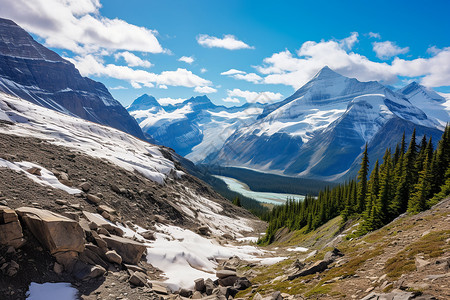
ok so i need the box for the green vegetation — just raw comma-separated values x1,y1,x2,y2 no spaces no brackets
384,230,449,279
260,125,450,244
206,166,336,195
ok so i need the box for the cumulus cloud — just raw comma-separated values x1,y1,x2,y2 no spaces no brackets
251,33,450,89
221,69,262,83
373,41,409,59
194,86,217,94
222,97,241,103
66,54,212,89
158,84,168,89
200,68,207,73
157,97,186,106
227,89,283,104
197,34,254,50
0,0,164,54
220,69,246,75
114,51,152,68
179,56,194,64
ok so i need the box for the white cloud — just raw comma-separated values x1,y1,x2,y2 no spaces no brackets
0,0,164,54
194,86,217,94
158,84,168,89
200,68,207,73
179,56,194,64
252,33,450,89
222,97,241,103
220,69,246,76
368,32,381,39
130,81,142,89
157,97,185,106
66,54,212,89
114,51,152,68
227,89,283,104
197,34,254,50
373,41,409,60
340,32,358,50
232,73,262,83
109,85,127,90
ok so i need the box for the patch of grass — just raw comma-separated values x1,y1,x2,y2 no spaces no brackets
304,284,332,297
384,230,450,279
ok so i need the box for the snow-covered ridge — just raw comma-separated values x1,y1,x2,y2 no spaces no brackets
0,92,182,184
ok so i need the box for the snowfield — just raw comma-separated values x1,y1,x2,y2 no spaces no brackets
0,92,181,185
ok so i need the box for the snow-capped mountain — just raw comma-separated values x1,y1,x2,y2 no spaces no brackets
127,95,264,161
209,67,447,180
0,18,144,139
398,82,450,126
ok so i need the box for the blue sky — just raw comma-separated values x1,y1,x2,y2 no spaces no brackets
1,0,450,106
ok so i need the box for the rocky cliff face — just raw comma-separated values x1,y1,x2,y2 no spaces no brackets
0,18,145,139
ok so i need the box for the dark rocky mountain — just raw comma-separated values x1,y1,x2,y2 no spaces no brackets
0,18,145,139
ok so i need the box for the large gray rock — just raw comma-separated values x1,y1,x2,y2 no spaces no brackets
216,269,237,279
100,234,146,264
16,207,84,254
0,206,25,248
82,211,123,236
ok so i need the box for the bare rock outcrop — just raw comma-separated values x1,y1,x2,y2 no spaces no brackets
0,205,26,248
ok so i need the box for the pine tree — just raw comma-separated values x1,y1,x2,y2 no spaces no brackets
356,144,369,214
232,196,242,207
377,148,393,223
408,151,432,213
391,129,417,215
361,160,380,232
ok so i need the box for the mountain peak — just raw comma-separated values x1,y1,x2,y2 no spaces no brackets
127,94,160,111
312,66,343,80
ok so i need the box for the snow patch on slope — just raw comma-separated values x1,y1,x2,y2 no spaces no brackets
0,158,82,194
0,92,179,184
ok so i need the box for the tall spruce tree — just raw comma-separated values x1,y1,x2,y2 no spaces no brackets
356,144,369,214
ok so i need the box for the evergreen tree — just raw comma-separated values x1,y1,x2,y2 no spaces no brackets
232,196,242,207
409,151,432,213
377,148,393,223
356,144,369,214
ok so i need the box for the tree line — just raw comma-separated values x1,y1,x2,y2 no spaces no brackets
258,125,450,245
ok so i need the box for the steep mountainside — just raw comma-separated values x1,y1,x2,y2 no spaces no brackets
210,68,448,181
0,18,144,139
127,95,264,160
0,91,267,298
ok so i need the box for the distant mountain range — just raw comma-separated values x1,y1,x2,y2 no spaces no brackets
129,67,449,181
0,18,144,139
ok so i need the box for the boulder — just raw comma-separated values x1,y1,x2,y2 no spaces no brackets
27,167,41,176
141,230,155,240
88,265,106,279
192,291,203,299
100,234,147,264
151,283,168,295
233,277,252,290
205,278,216,295
129,271,148,287
79,182,91,192
105,250,122,264
218,275,239,287
197,226,210,236
179,288,192,298
86,194,101,204
82,211,123,236
16,207,84,254
0,206,26,248
97,205,116,215
194,278,205,292
216,269,237,279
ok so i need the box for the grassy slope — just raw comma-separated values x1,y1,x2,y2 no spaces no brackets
236,197,450,299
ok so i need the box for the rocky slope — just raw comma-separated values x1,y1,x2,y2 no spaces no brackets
0,91,267,299
0,18,145,139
